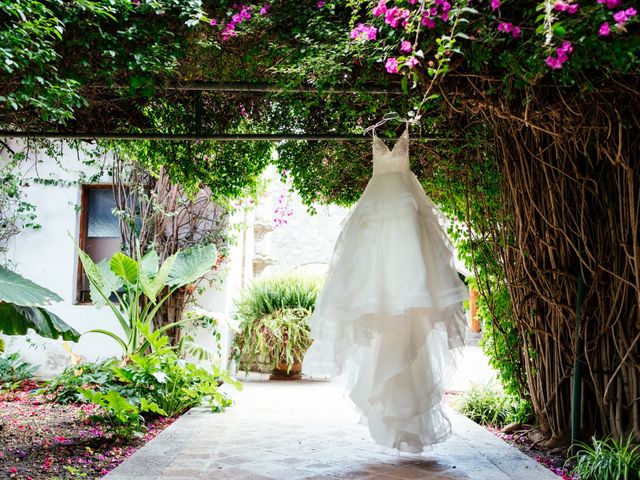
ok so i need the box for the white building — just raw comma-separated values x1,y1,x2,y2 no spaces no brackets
0,142,349,377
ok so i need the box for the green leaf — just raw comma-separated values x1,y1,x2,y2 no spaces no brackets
0,303,80,341
141,398,167,416
140,250,159,277
150,254,177,299
168,244,217,287
110,252,139,284
0,266,62,306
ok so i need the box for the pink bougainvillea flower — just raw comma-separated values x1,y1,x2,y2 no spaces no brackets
497,21,520,38
546,41,573,69
385,57,399,73
421,13,436,28
597,0,621,9
614,7,637,26
372,0,387,16
317,0,325,7
407,0,418,4
209,18,217,26
350,23,378,41
545,56,563,69
132,0,141,5
9,467,17,474
554,0,579,13
384,7,410,28
491,0,500,11
599,21,611,36
259,3,270,14
385,6,400,27
406,56,419,68
400,40,412,52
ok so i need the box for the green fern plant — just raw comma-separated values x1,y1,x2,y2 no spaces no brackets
232,276,319,374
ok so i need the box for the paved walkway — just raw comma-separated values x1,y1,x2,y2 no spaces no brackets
104,378,559,480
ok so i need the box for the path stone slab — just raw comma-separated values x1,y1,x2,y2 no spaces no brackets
104,379,559,480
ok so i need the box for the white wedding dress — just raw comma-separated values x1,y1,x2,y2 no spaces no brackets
303,127,468,453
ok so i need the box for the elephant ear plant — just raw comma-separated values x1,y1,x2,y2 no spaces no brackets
76,243,217,359
0,265,80,341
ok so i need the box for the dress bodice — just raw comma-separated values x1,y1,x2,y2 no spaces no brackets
372,127,410,176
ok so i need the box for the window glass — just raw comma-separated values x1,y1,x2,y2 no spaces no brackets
87,189,119,237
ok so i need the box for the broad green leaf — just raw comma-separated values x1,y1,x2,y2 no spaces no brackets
151,254,177,298
140,249,159,277
91,259,123,308
110,252,139,284
0,303,80,341
168,244,217,287
0,265,62,306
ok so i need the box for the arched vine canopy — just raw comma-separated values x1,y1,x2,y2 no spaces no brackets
2,0,640,445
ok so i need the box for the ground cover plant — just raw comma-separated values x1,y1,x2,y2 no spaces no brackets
0,381,176,479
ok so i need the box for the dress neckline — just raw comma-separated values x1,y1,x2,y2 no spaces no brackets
372,126,409,155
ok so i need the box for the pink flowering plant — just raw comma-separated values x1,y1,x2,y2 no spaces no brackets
342,0,640,91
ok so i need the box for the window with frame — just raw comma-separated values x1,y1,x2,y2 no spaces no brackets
76,185,120,303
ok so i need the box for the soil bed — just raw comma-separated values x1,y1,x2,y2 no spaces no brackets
0,382,175,480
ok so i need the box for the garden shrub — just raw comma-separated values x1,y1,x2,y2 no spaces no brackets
232,276,319,373
39,359,120,403
0,353,37,389
570,436,640,480
455,382,533,427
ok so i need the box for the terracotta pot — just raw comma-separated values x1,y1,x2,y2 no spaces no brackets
270,360,302,380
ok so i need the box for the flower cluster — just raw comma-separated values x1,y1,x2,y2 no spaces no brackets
553,0,579,14
545,41,573,69
273,171,294,227
210,3,270,41
350,23,378,41
599,5,637,36
497,21,521,39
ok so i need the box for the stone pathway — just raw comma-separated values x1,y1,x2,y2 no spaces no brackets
104,378,559,480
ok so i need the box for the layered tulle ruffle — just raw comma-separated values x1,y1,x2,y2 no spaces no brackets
303,170,468,453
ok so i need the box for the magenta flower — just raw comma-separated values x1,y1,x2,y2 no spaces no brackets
373,0,387,16
406,57,419,68
385,57,399,73
384,7,409,28
545,41,573,69
599,21,611,36
554,1,579,13
597,0,621,9
497,21,520,38
491,0,500,11
613,7,637,26
421,13,436,28
209,18,217,26
385,6,400,27
317,0,324,7
259,3,270,14
407,0,418,4
400,40,412,52
350,23,378,41
545,56,563,69
132,0,141,5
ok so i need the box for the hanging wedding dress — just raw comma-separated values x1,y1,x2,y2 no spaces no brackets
302,126,468,453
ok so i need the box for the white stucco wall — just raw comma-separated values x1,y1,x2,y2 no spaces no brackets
0,141,247,377
257,166,350,279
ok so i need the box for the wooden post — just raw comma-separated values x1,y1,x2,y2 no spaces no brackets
469,287,481,333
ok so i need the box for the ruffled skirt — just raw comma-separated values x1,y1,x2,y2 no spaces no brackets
303,170,468,453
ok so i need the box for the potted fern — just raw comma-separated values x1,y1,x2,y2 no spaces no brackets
231,276,318,380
